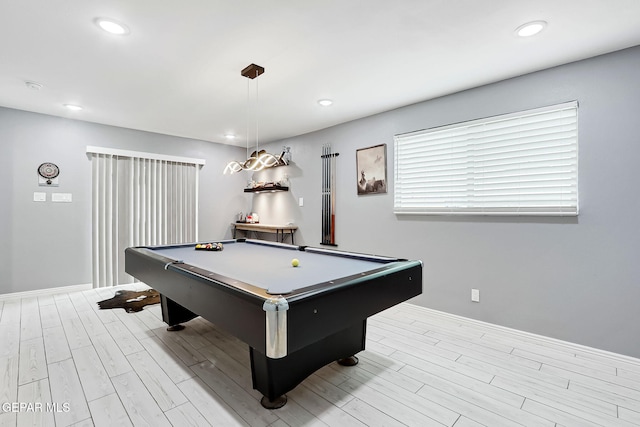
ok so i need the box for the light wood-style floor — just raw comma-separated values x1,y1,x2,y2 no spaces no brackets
1,284,640,427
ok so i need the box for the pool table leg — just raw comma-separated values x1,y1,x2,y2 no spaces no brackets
160,294,198,331
337,355,359,366
250,320,366,408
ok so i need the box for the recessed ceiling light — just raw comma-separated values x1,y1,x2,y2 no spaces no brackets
63,104,83,111
25,81,43,90
95,18,130,35
515,21,547,37
318,99,333,107
224,134,236,140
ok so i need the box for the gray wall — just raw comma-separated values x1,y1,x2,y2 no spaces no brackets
0,108,247,294
252,46,640,357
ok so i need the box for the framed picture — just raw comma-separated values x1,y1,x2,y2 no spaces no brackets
356,144,387,195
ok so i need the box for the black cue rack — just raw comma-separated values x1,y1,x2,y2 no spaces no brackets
321,144,339,246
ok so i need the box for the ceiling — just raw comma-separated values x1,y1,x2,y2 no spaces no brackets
2,1,640,147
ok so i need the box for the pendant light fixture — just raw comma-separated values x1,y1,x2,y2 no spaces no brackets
224,64,290,174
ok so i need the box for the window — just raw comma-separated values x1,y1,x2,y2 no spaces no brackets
87,146,205,287
394,101,578,215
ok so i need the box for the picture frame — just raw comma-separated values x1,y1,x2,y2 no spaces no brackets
356,143,387,195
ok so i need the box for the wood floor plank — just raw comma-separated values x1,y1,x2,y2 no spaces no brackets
451,416,484,427
567,380,640,413
340,397,406,427
138,336,195,383
301,373,356,408
18,337,47,385
16,378,55,427
491,374,622,421
339,377,451,427
112,308,154,339
542,364,640,401
0,300,21,325
405,363,554,427
325,360,461,426
197,342,256,394
152,326,207,366
165,402,212,427
391,341,495,384
619,406,640,424
88,393,133,427
104,320,145,355
68,291,93,313
166,319,211,350
48,358,91,426
20,298,42,341
89,333,132,377
521,398,602,427
111,371,171,427
39,303,62,329
177,377,250,426
260,394,325,427
0,323,20,358
513,347,618,377
132,308,167,330
0,355,19,404
43,325,72,364
434,332,543,371
353,355,423,393
54,296,78,321
191,360,279,426
37,294,56,307
60,317,92,350
0,413,17,427
127,350,188,411
72,345,116,402
287,383,367,427
69,417,94,426
456,354,569,389
77,309,109,337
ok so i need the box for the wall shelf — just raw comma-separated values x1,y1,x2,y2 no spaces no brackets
244,186,288,193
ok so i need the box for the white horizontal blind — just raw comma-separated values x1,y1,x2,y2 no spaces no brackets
394,101,578,215
91,152,200,288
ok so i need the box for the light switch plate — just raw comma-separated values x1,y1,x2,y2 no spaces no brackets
33,192,46,202
52,193,72,203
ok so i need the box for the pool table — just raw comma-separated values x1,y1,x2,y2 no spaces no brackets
125,239,422,408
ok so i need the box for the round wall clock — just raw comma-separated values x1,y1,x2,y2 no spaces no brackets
38,162,60,184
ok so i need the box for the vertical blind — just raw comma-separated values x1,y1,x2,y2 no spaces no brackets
88,147,203,288
394,101,578,215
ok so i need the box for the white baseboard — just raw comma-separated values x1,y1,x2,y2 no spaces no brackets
0,283,93,301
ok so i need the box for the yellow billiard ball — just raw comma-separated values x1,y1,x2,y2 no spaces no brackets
291,258,299,267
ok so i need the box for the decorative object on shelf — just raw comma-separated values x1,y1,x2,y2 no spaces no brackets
244,212,259,223
356,144,387,195
223,64,290,174
244,180,289,193
37,162,60,186
278,172,290,187
321,144,339,246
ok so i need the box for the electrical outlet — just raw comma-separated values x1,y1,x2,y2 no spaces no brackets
471,289,480,302
298,197,304,207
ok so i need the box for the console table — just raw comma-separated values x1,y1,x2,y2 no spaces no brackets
232,223,298,244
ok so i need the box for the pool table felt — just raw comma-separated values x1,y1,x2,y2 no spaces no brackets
153,242,393,295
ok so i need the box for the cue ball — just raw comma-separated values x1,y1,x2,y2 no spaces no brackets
291,258,299,267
